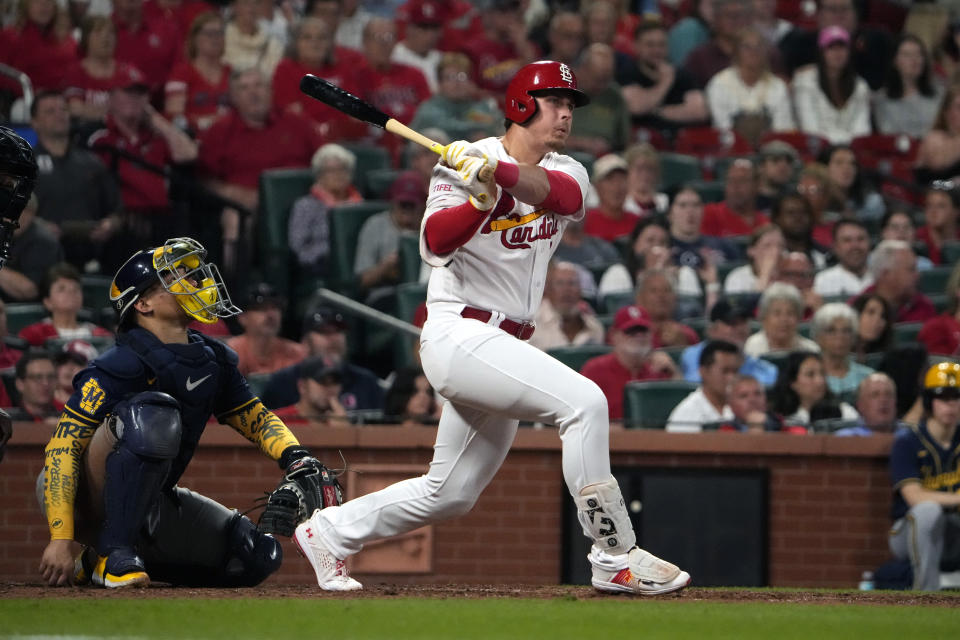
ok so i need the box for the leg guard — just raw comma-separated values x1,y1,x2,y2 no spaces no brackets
221,512,283,587
98,392,182,557
574,477,636,555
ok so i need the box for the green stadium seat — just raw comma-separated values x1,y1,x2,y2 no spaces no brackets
893,322,924,346
258,167,314,296
659,152,702,190
662,345,686,365
366,168,402,200
931,293,950,314
717,260,747,287
862,351,885,370
546,344,611,372
797,322,811,339
623,380,698,429
759,351,792,372
682,316,708,339
398,234,423,283
6,303,47,335
80,275,113,313
341,144,391,196
601,290,634,314
567,150,595,178
393,282,428,369
918,266,952,296
688,179,725,203
327,200,390,294
942,241,960,265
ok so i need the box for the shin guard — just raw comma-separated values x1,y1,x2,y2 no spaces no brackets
574,477,636,555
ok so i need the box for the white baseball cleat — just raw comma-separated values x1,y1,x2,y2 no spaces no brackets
589,546,691,596
293,512,363,591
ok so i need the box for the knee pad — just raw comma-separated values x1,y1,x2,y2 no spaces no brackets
574,477,636,555
111,391,182,458
223,512,283,587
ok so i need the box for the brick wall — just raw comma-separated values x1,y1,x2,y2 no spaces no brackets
1,424,893,588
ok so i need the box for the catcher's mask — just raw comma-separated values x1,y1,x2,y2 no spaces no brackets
110,237,241,326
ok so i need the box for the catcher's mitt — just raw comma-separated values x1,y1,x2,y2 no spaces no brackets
259,455,343,537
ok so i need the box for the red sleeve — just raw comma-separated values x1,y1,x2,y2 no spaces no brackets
271,59,300,110
197,120,227,180
423,201,490,256
18,322,51,347
536,169,582,215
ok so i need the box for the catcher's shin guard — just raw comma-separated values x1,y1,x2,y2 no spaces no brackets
574,477,637,555
221,512,283,587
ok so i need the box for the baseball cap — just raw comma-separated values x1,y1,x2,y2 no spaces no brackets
613,305,651,332
303,306,347,334
389,171,428,204
709,298,751,324
297,357,343,384
818,25,850,49
116,65,149,92
592,154,628,182
58,339,97,365
406,0,447,26
758,140,799,163
245,282,284,311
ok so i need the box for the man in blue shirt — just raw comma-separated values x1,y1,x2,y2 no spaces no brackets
681,297,778,386
834,373,905,436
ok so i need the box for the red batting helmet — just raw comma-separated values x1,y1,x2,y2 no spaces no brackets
504,60,590,125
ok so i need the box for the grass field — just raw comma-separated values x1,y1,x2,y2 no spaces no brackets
2,593,958,640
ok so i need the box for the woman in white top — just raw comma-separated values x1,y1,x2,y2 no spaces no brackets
723,224,784,294
743,282,820,357
791,26,871,144
223,0,285,78
873,34,942,139
769,351,859,429
706,27,795,133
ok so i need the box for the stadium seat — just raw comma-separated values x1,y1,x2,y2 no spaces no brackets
941,241,960,265
398,234,422,283
80,275,113,314
688,179,725,203
547,344,611,372
931,293,950,314
341,144,391,196
630,126,669,150
797,322,811,339
601,290,635,314
623,380,699,429
662,345,686,365
674,127,752,158
850,134,919,163
892,322,924,346
918,266,952,296
568,150,595,178
258,167,314,296
682,316,707,339
365,168,402,200
6,303,47,334
393,282,427,368
759,351,791,373
327,200,389,294
659,152,702,190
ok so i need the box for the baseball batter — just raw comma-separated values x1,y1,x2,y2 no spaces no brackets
295,61,690,595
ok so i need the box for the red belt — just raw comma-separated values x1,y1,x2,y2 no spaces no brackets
460,306,536,341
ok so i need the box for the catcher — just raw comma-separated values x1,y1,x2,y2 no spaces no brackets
38,237,340,588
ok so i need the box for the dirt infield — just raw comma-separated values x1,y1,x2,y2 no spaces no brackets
2,583,958,606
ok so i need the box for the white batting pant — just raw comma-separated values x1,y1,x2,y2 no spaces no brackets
315,306,613,559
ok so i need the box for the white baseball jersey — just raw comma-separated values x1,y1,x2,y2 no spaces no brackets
419,137,590,322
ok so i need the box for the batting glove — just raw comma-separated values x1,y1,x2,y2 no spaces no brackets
441,140,485,171
459,156,496,210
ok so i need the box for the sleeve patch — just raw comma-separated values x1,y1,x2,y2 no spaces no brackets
78,378,106,415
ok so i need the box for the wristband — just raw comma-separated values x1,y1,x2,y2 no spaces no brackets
494,161,519,188
279,445,311,470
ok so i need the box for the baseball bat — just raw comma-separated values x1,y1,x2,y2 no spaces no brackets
299,74,494,182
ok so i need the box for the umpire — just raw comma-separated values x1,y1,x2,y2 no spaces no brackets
38,237,334,588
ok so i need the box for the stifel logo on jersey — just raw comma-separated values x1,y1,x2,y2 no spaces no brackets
477,192,560,250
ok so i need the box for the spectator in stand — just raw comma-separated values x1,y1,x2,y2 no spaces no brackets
18,263,111,348
355,171,426,305
775,251,822,318
410,52,503,143
851,292,893,361
164,12,231,134
553,217,621,276
226,283,308,377
334,0,374,51
834,372,901,436
744,282,820,357
529,261,604,352
621,18,709,136
2,0,77,92
701,158,768,238
820,145,885,221
51,347,88,412
198,67,323,273
457,0,537,95
580,304,680,423
721,373,787,432
813,220,873,298
112,0,179,95
7,350,58,423
722,223,783,295
392,0,445,92
668,185,739,268
888,362,960,590
682,0,759,89
681,297,778,387
880,210,934,271
622,142,669,218
755,140,798,212
667,0,712,67
666,339,739,432
1,196,64,303
791,26,871,145
773,191,829,270
916,84,960,184
794,164,840,250
223,0,284,78
778,0,893,91
753,0,791,47
583,154,634,242
918,292,960,357
543,10,584,66
811,302,873,397
769,351,858,429
87,66,198,261
30,90,120,271
861,239,936,324
582,0,633,82
632,268,699,348
705,27,795,141
0,300,24,370
597,218,704,306
64,16,141,127
917,183,960,266
271,357,349,427
874,34,942,139
288,144,363,279
261,307,384,411
382,366,441,426
567,43,630,156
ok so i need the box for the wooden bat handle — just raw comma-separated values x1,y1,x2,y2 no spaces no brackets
385,118,495,183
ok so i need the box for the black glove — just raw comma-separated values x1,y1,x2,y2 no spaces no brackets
259,448,343,537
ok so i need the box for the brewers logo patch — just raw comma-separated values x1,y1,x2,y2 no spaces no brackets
78,378,106,415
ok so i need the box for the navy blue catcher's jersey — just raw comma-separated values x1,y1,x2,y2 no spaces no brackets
889,420,960,521
64,327,254,487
